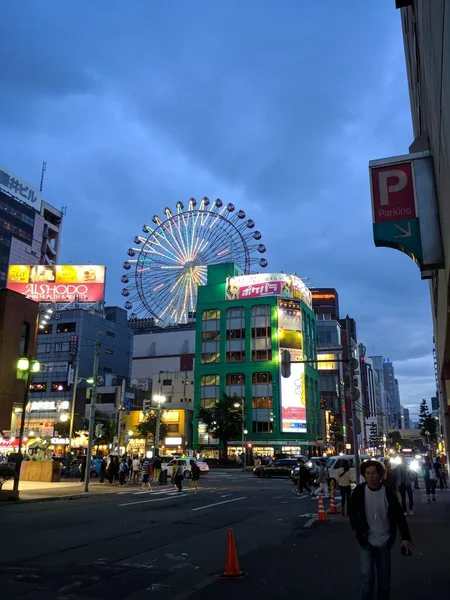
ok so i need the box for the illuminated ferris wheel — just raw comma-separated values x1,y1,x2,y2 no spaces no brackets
121,197,268,324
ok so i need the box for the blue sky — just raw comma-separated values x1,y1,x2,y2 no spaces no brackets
1,1,435,417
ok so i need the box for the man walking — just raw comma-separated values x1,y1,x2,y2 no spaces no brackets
152,455,162,484
397,460,414,516
349,460,412,600
296,459,311,494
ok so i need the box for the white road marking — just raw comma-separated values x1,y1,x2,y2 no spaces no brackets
119,494,188,507
191,496,246,512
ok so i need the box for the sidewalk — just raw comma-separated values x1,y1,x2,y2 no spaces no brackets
1,479,137,502
189,489,450,600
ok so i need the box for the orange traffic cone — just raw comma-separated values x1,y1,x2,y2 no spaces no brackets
329,488,338,514
219,529,247,579
316,493,328,522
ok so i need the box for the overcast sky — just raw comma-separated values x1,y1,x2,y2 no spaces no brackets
1,1,435,418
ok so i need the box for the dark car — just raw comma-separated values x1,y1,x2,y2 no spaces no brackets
253,458,299,478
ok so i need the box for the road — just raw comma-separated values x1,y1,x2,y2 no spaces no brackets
1,471,449,599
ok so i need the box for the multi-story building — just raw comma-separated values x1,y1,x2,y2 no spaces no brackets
312,289,345,451
361,355,384,449
382,360,402,430
0,289,39,444
20,306,133,447
369,355,390,435
0,165,62,287
193,263,321,459
403,407,411,430
398,1,450,459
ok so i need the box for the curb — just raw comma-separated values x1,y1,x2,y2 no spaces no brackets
0,492,102,506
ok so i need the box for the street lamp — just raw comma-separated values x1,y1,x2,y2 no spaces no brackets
153,394,166,456
425,430,431,454
234,401,246,468
14,357,40,493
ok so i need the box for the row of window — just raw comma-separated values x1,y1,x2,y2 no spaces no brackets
37,342,114,355
0,219,32,244
39,322,116,338
0,198,35,226
30,382,70,393
201,373,272,386
202,305,271,321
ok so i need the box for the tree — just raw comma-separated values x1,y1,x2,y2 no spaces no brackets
95,411,116,445
197,393,243,461
135,413,168,449
388,430,403,450
328,420,344,453
418,399,437,443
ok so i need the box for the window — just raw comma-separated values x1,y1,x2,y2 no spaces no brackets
226,307,245,362
251,305,271,361
201,309,220,363
105,348,114,355
252,419,273,433
103,367,113,373
56,322,76,333
162,379,172,386
226,373,245,402
40,323,52,335
252,372,272,403
252,373,272,384
226,328,245,339
19,322,30,356
226,351,245,362
252,396,273,408
200,374,219,408
36,343,51,354
30,383,46,393
106,331,115,338
226,374,245,385
51,382,69,392
167,424,179,433
54,342,70,352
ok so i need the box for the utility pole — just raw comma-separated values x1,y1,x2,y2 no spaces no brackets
346,315,361,483
116,378,126,452
84,332,101,492
67,358,79,455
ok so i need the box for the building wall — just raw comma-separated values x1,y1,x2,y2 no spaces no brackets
401,0,450,457
0,289,39,430
193,263,321,453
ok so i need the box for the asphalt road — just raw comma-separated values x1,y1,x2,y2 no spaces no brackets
0,470,312,599
1,472,449,599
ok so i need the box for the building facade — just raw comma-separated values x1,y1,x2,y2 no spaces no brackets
0,289,39,436
399,0,450,459
19,306,133,442
382,360,402,430
193,263,321,458
0,165,62,288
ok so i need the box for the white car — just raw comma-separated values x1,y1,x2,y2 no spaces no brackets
162,458,209,479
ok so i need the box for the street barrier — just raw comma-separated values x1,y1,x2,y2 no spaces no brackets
219,529,247,579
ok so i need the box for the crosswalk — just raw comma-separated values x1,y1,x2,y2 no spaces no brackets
116,486,218,507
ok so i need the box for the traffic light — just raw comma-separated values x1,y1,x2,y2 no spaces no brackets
95,424,104,438
281,349,291,378
143,399,151,415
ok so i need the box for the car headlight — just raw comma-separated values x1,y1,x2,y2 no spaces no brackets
409,460,419,472
306,461,313,468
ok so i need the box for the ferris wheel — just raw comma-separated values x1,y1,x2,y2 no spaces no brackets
121,197,268,324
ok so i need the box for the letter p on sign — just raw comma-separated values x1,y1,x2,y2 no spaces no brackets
370,161,416,223
378,170,408,205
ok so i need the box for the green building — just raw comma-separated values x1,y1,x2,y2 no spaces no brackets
193,263,322,459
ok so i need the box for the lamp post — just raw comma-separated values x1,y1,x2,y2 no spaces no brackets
13,358,40,493
234,401,245,468
67,375,93,455
153,394,166,456
84,332,102,493
425,430,431,454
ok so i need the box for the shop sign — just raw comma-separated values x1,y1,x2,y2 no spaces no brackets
51,437,69,445
30,400,70,412
226,272,312,307
164,437,183,446
0,165,42,210
40,362,68,373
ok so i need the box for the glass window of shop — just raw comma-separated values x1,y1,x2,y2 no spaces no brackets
251,305,272,361
200,374,220,408
201,309,220,363
226,307,245,362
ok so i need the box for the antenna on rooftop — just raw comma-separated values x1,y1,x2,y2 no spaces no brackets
40,161,47,192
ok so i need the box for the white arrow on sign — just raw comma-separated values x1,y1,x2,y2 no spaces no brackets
393,222,411,238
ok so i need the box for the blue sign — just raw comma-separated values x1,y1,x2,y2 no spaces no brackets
125,399,132,415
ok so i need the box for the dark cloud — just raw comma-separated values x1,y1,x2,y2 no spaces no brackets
0,0,435,414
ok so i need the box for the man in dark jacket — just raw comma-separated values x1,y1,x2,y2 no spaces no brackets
348,460,413,600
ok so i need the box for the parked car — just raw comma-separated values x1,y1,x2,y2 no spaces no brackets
253,458,299,478
162,458,209,479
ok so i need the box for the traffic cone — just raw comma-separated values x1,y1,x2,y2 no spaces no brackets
219,529,247,579
329,488,338,514
316,493,328,522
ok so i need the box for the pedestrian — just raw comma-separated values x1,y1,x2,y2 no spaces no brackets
119,457,128,486
348,460,413,600
152,455,162,484
174,460,184,492
189,459,200,492
313,461,329,498
132,455,141,485
423,456,438,502
338,460,352,517
396,460,414,516
99,456,107,483
127,455,133,481
296,459,311,494
139,458,152,491
383,459,397,492
79,456,87,484
112,456,120,484
437,456,448,488
434,456,446,490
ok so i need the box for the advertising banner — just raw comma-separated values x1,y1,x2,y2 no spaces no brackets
280,362,307,433
39,361,68,373
226,273,312,307
7,265,105,303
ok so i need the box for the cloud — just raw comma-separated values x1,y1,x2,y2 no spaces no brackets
0,0,436,415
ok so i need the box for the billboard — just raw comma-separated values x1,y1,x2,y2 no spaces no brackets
278,298,306,433
0,165,42,210
226,273,312,307
7,265,105,303
280,362,306,433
